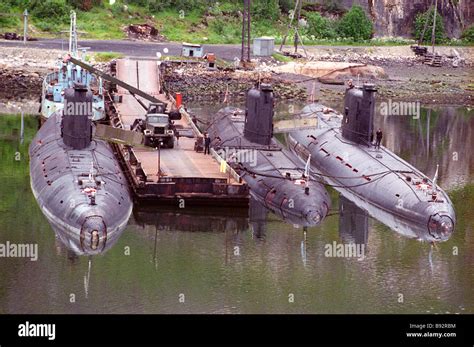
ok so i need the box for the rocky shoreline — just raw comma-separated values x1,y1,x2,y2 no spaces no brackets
161,62,308,102
1,46,473,112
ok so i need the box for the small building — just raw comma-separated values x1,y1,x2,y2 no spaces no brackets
182,42,204,58
253,37,275,57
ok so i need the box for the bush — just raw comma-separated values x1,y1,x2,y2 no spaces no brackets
336,5,372,41
460,25,474,43
413,7,445,44
278,0,295,14
0,2,21,27
210,18,226,36
30,0,71,24
305,12,336,39
253,0,280,21
147,0,173,12
67,0,101,11
2,0,31,6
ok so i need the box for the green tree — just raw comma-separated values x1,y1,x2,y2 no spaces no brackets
278,0,295,14
67,0,102,11
30,0,71,23
413,7,445,43
336,5,373,40
305,12,336,39
0,2,21,27
253,0,280,21
460,25,474,43
147,0,173,12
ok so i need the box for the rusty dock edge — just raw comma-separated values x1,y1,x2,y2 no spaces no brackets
105,92,249,206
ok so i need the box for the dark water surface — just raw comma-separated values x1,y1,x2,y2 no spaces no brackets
0,104,473,314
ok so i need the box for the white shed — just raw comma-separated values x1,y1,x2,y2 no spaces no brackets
253,37,275,57
182,42,204,58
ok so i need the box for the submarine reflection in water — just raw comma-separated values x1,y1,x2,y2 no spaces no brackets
287,84,455,242
133,206,249,233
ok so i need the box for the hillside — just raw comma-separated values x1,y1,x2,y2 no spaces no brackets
0,0,473,44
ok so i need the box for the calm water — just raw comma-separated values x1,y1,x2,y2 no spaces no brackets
0,104,473,314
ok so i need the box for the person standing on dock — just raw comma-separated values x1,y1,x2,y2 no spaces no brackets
375,128,383,150
204,132,211,155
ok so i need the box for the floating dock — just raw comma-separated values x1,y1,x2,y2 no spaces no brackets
106,59,248,205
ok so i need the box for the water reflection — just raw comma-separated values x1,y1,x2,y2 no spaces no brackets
133,205,248,233
249,197,267,241
338,195,369,246
1,112,472,314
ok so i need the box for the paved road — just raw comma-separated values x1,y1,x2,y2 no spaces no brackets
0,38,246,61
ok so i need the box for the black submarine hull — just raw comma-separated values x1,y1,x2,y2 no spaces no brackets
29,90,132,255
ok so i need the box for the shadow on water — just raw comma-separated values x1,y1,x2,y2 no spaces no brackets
0,109,473,314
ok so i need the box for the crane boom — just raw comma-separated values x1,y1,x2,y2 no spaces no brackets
66,55,162,104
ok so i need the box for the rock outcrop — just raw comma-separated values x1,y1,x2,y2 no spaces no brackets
338,0,473,38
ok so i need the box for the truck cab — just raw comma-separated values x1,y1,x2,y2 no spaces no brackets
133,102,181,148
143,113,174,148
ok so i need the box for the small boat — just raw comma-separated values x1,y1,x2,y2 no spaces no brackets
39,11,105,122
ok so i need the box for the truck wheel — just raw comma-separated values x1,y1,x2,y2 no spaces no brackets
144,137,151,147
167,137,174,148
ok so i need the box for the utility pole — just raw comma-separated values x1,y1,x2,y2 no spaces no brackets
241,0,251,64
431,0,438,53
69,11,78,56
279,0,307,57
418,0,434,45
23,9,28,45
293,0,303,54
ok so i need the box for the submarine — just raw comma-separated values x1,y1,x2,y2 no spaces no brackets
30,84,133,255
207,84,331,226
286,83,455,242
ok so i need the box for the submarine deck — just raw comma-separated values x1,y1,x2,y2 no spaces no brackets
107,59,248,205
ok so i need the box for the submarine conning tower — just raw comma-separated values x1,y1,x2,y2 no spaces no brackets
342,83,377,145
62,84,92,149
244,84,274,145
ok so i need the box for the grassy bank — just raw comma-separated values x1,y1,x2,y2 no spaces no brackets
1,1,472,46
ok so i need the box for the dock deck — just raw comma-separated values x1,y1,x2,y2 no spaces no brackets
107,59,248,205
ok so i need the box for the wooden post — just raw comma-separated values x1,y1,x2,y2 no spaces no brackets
156,144,161,181
20,109,24,144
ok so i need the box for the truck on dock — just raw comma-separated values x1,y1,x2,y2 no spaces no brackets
132,102,182,148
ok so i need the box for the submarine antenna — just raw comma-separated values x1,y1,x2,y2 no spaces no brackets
432,164,439,192
89,161,95,182
304,154,311,188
